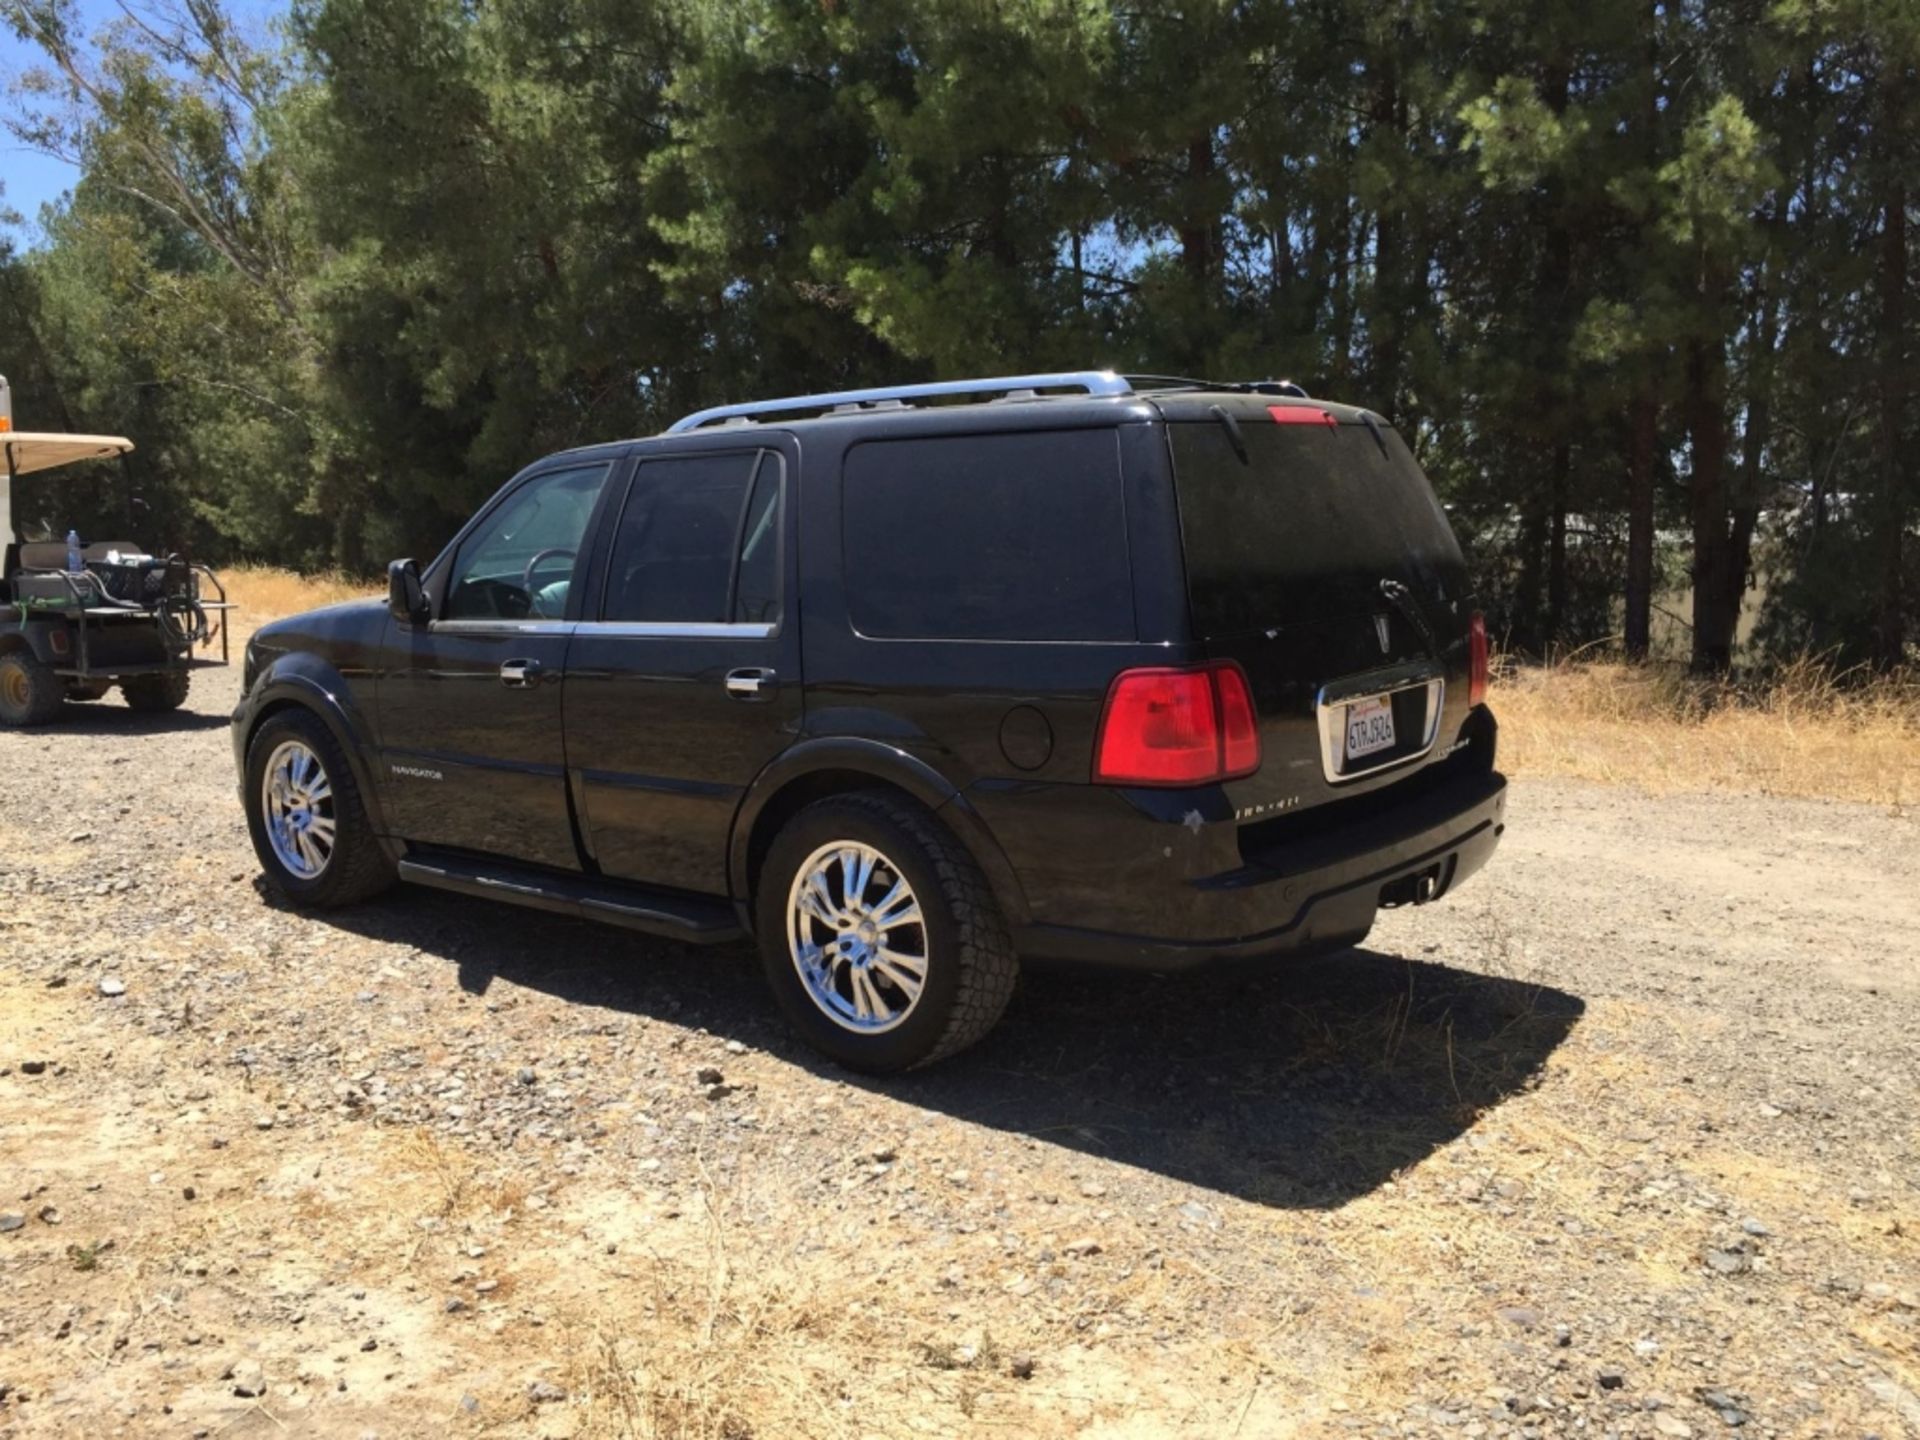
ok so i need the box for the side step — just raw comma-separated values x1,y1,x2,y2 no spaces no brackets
397,852,743,945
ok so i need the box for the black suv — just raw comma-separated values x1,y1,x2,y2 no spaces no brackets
233,372,1505,1071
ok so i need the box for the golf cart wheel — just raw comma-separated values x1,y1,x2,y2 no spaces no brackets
0,649,65,726
121,670,190,713
244,708,395,907
66,682,111,703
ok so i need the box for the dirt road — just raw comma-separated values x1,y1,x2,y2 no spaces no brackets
2,659,1917,1439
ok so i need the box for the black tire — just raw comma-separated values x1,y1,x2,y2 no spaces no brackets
121,670,191,713
0,649,65,727
754,791,1018,1073
243,708,396,907
65,682,111,703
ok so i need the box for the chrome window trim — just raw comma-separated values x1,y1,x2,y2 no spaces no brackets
1315,676,1445,785
576,621,777,640
432,619,575,637
430,619,776,640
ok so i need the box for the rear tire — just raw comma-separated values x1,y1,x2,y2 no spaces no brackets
65,682,111,703
121,670,190,713
0,649,65,727
244,709,395,907
755,792,1018,1073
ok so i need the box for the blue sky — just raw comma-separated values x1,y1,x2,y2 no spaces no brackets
2,0,285,240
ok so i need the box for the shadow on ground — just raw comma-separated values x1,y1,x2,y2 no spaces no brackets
36,701,232,735
301,888,1584,1210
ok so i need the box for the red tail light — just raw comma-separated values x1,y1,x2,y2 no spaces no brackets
1093,662,1262,786
1267,404,1337,427
1468,611,1489,708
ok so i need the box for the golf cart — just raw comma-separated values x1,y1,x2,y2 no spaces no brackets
0,374,230,726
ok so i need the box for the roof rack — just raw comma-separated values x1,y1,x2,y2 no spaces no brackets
666,371,1135,434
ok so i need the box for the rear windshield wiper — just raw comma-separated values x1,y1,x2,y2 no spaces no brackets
1379,577,1441,656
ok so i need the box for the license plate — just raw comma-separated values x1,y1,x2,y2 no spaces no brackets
1344,696,1397,765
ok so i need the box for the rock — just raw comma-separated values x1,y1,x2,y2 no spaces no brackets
527,1380,567,1403
254,1116,275,1131
695,1066,725,1086
98,977,126,997
871,1146,898,1164
359,1338,377,1352
68,830,93,843
19,1061,47,1076
1739,1216,1770,1237
1063,1237,1102,1257
1079,1181,1108,1198
230,1360,266,1398
703,1082,734,1101
1597,1368,1626,1390
35,1205,60,1225
724,1040,747,1055
0,1213,24,1233
1007,1352,1036,1380
1653,1415,1693,1438
1704,1248,1748,1276
1496,1306,1543,1329
1176,1200,1221,1229
517,1067,536,1086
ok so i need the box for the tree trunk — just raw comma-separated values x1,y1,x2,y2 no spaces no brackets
1872,140,1910,670
1547,440,1571,644
1686,323,1739,672
1178,133,1216,287
1625,385,1658,660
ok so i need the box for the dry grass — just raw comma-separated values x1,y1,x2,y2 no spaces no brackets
1494,652,1920,807
218,563,377,635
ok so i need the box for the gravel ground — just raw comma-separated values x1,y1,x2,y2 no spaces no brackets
1,660,1917,1440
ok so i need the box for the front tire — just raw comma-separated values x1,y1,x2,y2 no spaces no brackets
244,709,395,907
0,649,65,727
121,670,190,712
755,792,1018,1073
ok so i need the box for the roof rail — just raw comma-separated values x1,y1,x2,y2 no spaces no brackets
666,371,1134,434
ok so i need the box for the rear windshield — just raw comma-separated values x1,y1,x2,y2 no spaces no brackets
1169,417,1466,635
843,430,1134,641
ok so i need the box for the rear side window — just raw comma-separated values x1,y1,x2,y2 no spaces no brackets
842,431,1134,641
601,451,781,625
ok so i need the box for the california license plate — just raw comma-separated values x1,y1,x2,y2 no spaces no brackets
1344,696,1397,764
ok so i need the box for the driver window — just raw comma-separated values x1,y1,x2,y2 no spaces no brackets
442,463,610,622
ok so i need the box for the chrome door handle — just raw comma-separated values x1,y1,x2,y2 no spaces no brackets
500,658,543,688
725,667,775,700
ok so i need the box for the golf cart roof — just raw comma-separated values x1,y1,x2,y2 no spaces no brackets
1,433,136,477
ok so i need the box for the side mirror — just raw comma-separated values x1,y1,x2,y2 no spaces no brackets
388,558,429,625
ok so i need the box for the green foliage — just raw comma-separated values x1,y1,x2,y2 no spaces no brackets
0,0,1913,665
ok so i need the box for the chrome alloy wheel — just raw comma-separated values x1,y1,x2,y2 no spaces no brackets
262,740,336,880
786,841,929,1034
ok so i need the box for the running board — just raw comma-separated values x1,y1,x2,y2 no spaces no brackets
397,853,743,944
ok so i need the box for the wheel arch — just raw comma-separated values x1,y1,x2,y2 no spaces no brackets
241,667,392,841
730,739,1031,931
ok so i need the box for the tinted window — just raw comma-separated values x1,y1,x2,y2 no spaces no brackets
1170,418,1467,635
602,452,779,624
733,457,781,624
842,431,1133,641
444,463,610,621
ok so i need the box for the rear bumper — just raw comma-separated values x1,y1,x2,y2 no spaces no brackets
1011,768,1507,969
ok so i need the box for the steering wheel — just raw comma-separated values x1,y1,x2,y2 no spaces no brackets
521,547,577,615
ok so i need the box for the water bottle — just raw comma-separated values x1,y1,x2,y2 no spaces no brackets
66,529,83,572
